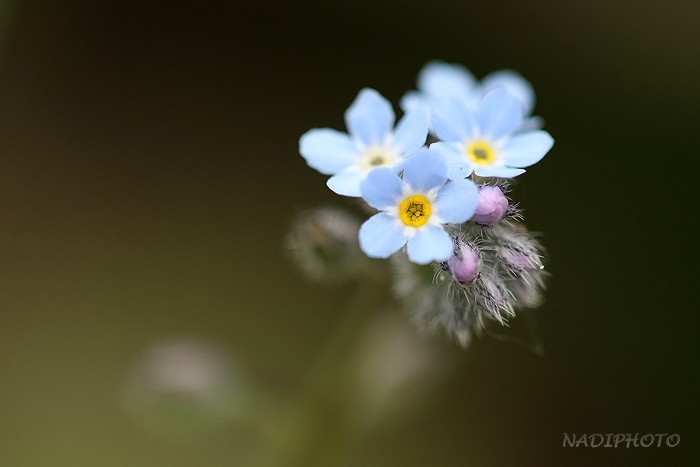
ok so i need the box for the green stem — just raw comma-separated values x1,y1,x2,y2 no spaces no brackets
264,272,388,467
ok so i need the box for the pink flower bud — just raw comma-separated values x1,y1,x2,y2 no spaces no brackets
447,243,480,283
499,248,542,273
472,186,508,225
502,250,539,272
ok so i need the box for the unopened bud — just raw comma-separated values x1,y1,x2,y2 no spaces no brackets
472,186,508,225
446,243,480,283
501,249,542,273
477,278,513,321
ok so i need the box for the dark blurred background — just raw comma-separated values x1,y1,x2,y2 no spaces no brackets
0,1,698,466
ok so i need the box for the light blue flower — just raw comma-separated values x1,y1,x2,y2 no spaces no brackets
358,147,479,264
429,88,554,179
299,88,429,197
401,60,536,117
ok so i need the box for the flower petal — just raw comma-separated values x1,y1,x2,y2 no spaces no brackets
474,166,526,178
360,167,403,210
299,128,357,175
430,142,474,179
327,169,364,197
417,61,476,102
359,213,406,259
392,108,429,155
399,91,428,114
481,70,535,115
434,178,479,223
402,148,447,191
406,225,453,264
344,88,395,146
431,99,475,142
517,116,544,132
475,88,524,139
501,130,554,168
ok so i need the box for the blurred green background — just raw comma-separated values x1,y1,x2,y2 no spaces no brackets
0,1,698,466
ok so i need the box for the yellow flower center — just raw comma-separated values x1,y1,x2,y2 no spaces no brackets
467,140,496,165
399,195,431,227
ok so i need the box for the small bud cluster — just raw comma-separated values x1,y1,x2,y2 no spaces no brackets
391,184,547,346
286,207,365,283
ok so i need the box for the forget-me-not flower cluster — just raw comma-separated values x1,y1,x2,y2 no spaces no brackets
294,60,554,347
